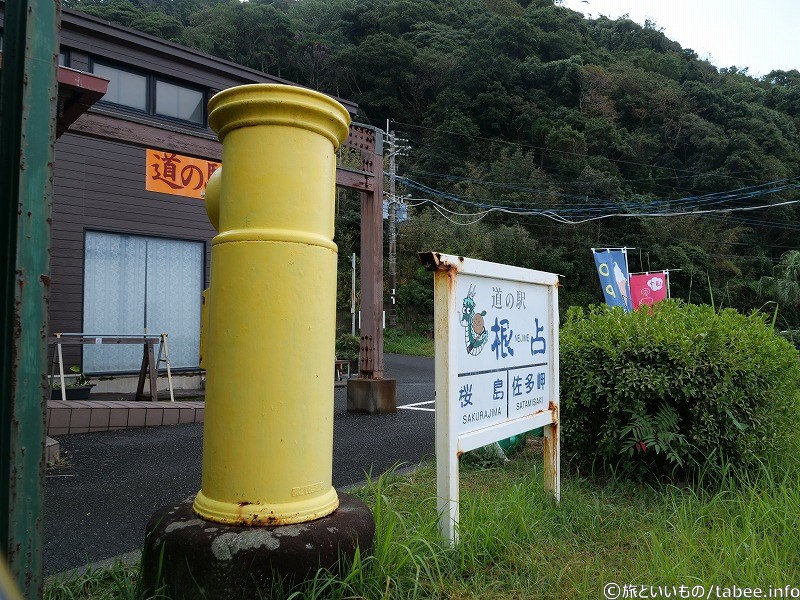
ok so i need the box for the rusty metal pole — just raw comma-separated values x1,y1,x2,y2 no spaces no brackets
0,0,59,595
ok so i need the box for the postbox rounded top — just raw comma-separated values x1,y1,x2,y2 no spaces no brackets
208,84,351,147
204,166,221,231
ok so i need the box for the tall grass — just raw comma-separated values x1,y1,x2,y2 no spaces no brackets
283,468,451,599
383,329,434,357
45,562,139,600
646,443,800,587
287,446,800,599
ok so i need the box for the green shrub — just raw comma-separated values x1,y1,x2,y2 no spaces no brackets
560,300,800,483
335,333,360,365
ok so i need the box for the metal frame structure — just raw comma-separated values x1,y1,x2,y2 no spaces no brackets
48,333,174,402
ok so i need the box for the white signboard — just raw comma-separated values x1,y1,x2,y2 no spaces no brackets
423,252,560,546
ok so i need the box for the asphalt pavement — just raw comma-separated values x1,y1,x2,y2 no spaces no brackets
44,353,435,576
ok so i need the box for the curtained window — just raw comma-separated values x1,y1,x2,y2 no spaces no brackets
83,231,203,372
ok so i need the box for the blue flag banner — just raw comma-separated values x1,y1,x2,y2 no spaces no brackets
592,248,632,312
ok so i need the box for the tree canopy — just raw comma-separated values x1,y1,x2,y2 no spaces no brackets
67,0,800,330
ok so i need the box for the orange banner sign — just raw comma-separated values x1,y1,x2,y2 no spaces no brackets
145,149,220,200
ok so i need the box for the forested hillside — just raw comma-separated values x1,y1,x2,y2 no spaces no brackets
67,0,800,332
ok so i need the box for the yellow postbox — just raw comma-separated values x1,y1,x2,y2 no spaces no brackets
193,84,351,526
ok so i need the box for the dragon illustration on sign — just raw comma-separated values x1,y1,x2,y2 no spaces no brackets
460,284,489,355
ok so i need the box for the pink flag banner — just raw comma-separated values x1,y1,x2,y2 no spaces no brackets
630,271,669,309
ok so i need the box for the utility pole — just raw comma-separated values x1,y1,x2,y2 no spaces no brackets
351,252,357,337
385,120,408,329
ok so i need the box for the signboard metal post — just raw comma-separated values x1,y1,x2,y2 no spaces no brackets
422,252,560,547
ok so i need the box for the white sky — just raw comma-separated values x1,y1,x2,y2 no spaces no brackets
558,0,800,77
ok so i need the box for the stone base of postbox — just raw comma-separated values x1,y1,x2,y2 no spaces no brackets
139,493,374,600
346,378,397,414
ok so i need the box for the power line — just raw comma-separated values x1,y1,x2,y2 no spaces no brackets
406,196,800,231
702,213,800,232
392,120,788,184
406,154,788,200
397,174,800,221
402,169,800,212
404,139,778,194
401,202,788,266
404,137,799,204
403,198,800,250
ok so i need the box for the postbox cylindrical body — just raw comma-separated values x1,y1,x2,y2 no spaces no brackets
193,84,350,525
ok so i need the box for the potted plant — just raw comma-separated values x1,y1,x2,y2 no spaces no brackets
51,365,94,400
335,333,360,375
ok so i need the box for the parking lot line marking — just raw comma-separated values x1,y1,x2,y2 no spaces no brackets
398,400,435,412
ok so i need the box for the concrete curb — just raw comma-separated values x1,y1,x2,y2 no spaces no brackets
45,436,60,465
46,549,142,584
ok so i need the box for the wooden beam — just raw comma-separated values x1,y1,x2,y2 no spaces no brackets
336,167,374,192
56,67,109,138
358,144,385,379
69,112,376,192
69,111,223,161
